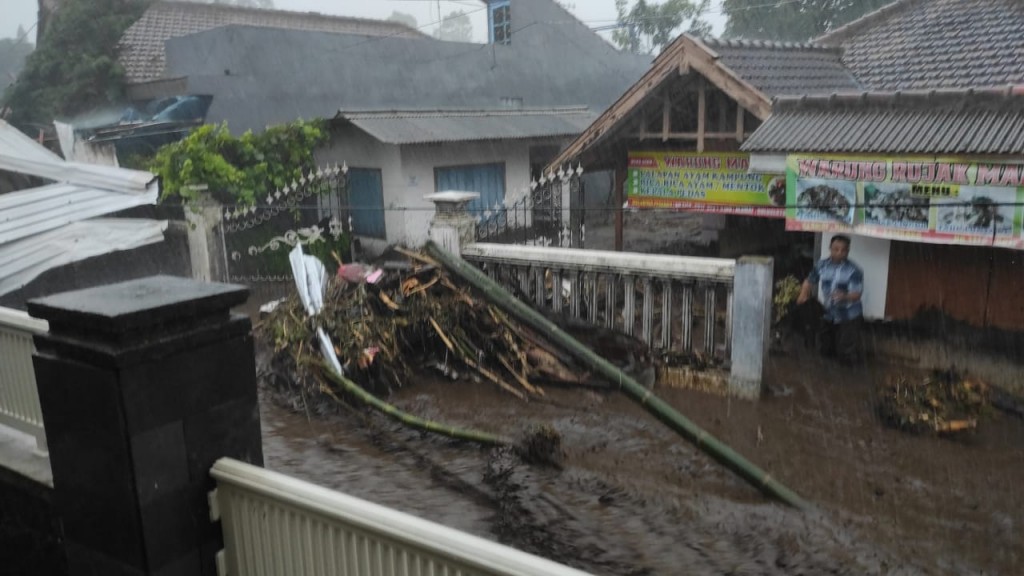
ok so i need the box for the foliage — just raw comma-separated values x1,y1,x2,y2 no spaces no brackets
722,0,895,42
435,10,473,42
612,0,710,55
148,119,328,205
387,10,419,30
2,0,149,130
0,32,34,93
773,275,802,322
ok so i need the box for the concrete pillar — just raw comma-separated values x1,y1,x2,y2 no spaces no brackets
425,191,480,257
729,256,774,399
185,191,228,283
28,276,262,576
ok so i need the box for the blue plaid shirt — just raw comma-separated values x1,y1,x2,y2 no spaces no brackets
809,258,864,323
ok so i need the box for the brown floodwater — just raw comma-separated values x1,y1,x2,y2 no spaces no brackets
258,344,1024,575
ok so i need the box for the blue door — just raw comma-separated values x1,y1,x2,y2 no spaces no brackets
435,163,506,216
349,168,386,239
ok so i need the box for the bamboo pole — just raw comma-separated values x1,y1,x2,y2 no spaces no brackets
426,241,810,510
320,363,510,447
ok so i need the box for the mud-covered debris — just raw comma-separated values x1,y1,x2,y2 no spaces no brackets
877,368,990,435
516,424,565,467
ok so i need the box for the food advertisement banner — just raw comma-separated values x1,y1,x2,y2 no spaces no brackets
787,155,1024,249
626,151,785,218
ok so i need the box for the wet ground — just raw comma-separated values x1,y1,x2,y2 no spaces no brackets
258,340,1024,575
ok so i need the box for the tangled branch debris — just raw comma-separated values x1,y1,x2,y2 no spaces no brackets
877,369,991,435
256,248,657,407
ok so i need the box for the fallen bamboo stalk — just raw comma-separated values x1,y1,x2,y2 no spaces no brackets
319,363,510,447
426,241,810,510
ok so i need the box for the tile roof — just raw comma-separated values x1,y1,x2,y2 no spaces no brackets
699,38,863,97
338,108,598,145
741,87,1024,155
819,0,1024,90
118,1,424,83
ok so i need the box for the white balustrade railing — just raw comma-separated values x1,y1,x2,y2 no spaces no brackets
0,306,48,451
462,243,736,361
210,458,592,576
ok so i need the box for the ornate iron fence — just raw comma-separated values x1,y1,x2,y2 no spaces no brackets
220,164,351,287
476,165,585,248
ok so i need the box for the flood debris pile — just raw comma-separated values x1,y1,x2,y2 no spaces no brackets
877,369,991,435
258,248,652,407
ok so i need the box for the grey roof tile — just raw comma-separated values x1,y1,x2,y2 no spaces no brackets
834,0,1024,90
118,1,423,83
699,38,863,97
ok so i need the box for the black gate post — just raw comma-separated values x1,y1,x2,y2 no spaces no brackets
28,276,262,576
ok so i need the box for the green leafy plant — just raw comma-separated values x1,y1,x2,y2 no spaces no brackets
2,0,150,129
149,119,328,206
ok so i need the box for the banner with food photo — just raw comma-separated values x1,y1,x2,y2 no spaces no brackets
785,155,1024,249
626,151,784,218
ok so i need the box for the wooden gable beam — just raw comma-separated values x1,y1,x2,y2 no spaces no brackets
679,36,772,120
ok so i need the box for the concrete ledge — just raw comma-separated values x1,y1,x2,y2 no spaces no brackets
0,425,52,488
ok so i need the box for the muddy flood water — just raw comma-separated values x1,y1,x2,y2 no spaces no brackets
258,344,1024,575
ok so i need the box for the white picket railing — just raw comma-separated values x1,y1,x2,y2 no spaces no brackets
0,306,48,452
462,243,736,360
210,458,591,576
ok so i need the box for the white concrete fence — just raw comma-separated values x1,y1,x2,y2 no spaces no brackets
210,458,591,576
0,306,48,452
461,244,773,397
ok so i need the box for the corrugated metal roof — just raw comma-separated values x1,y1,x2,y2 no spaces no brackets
0,120,157,195
0,183,157,245
119,1,423,83
0,220,167,296
741,88,1024,155
0,120,163,295
339,109,598,145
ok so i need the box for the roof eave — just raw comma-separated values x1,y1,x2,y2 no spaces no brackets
545,34,772,172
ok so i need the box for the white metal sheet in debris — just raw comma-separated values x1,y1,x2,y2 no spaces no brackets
0,219,167,296
0,183,156,245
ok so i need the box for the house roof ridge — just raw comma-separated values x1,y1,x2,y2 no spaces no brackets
149,0,419,31
814,0,920,45
699,37,837,52
772,84,1024,110
338,107,592,118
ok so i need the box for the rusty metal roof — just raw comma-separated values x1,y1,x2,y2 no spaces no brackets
119,1,423,83
337,108,597,145
741,87,1024,155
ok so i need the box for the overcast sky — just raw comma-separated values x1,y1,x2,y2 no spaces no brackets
2,0,726,45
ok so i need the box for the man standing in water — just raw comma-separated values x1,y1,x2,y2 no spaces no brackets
797,235,864,364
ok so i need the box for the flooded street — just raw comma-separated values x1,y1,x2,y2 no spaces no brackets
258,344,1024,575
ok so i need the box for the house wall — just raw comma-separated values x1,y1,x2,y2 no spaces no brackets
317,126,537,252
399,140,533,247
315,126,403,255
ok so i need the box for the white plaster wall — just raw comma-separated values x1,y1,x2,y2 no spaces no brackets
398,140,533,247
819,232,891,320
315,126,402,255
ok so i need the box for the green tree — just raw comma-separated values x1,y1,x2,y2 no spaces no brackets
2,0,150,130
612,0,711,55
0,34,34,92
723,0,895,42
387,10,419,30
435,10,473,42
